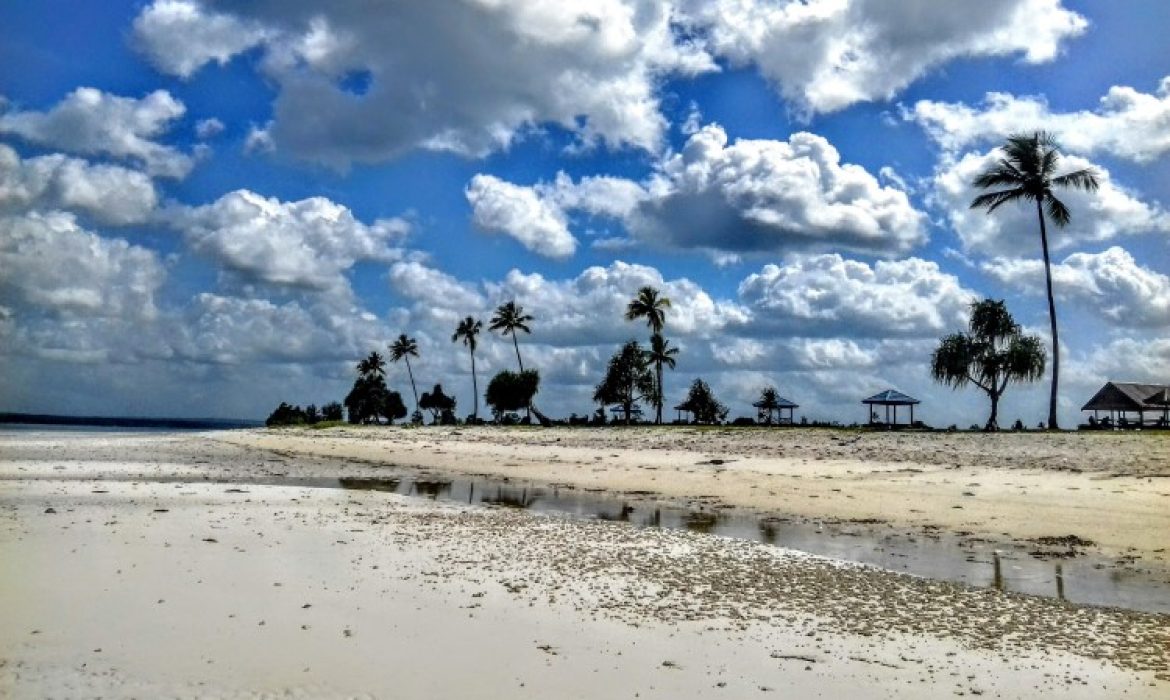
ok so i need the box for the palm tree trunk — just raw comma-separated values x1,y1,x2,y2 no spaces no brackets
470,349,478,421
655,361,663,425
986,391,1000,432
512,334,524,373
405,357,419,411
1037,200,1060,430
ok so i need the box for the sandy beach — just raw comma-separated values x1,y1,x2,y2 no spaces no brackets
2,427,1168,698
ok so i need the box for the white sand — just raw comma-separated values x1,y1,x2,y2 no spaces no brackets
1,429,1167,698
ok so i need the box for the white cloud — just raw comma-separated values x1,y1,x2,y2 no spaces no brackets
195,117,225,140
0,145,157,225
388,261,486,313
1065,337,1170,389
466,175,576,258
932,149,1170,254
907,77,1170,163
0,88,193,178
0,212,164,319
682,0,1087,116
132,0,714,165
736,254,977,338
982,247,1170,328
468,125,926,258
169,189,410,291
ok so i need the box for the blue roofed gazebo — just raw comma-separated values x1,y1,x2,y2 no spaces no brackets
862,389,920,427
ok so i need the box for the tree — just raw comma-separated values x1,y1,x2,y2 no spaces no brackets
389,334,421,413
970,131,1099,430
754,386,781,425
419,384,457,424
593,340,655,425
625,286,673,424
679,378,727,425
344,375,407,424
266,402,307,426
321,402,344,422
485,370,540,420
452,316,483,421
644,333,678,423
489,301,533,372
931,299,1045,432
356,351,386,380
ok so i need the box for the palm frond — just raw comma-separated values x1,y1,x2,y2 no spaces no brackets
1046,196,1072,227
970,188,1026,212
1051,167,1100,192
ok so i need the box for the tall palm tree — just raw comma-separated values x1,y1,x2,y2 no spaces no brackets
356,351,386,380
643,333,678,425
625,286,673,424
931,299,1045,431
489,301,533,372
452,316,483,421
389,334,420,412
970,131,1098,430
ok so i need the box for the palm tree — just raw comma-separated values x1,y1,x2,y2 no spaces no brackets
970,131,1099,429
931,299,1046,431
356,351,386,380
389,334,420,412
452,316,483,421
643,333,678,424
625,286,672,424
489,301,533,372
754,386,781,425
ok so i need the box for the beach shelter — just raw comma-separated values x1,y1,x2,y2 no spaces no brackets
673,402,692,423
862,389,920,426
1080,382,1170,427
1147,388,1170,424
752,395,799,424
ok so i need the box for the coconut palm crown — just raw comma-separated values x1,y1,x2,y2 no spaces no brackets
388,333,421,412
452,316,484,421
625,286,672,334
970,131,1098,430
489,301,533,372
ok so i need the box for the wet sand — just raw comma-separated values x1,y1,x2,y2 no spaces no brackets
1,429,1168,698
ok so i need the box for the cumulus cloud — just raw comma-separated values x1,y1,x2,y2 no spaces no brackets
907,77,1170,162
169,189,410,291
132,0,714,165
0,87,194,178
982,247,1170,328
0,212,164,319
0,144,157,225
195,117,225,140
468,125,926,258
736,254,977,338
931,149,1170,254
681,0,1087,116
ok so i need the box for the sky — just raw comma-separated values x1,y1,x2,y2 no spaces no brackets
1,0,1167,426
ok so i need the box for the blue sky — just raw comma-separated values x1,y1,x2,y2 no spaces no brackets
1,0,1167,426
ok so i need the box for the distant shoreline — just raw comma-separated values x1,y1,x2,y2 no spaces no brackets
0,412,261,431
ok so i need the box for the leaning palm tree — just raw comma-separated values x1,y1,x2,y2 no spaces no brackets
388,334,420,412
625,286,673,423
643,333,678,425
452,316,483,421
356,351,386,380
489,301,533,372
931,299,1046,431
970,131,1098,430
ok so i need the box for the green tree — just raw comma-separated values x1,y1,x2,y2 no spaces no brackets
593,340,655,425
344,375,407,424
485,370,540,420
680,378,727,425
389,334,421,414
970,131,1099,429
321,402,344,422
931,299,1045,432
489,301,534,372
625,286,673,424
419,384,457,424
644,333,678,423
452,316,483,421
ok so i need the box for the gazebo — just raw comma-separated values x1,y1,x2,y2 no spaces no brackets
753,396,799,425
862,389,920,427
673,402,691,423
1081,382,1170,428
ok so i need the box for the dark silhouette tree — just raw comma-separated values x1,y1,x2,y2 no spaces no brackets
485,370,540,421
593,340,655,425
344,375,407,424
680,378,727,425
356,351,386,380
931,299,1045,432
970,131,1099,429
625,286,673,424
754,386,781,425
321,402,344,422
389,334,421,414
419,384,457,424
266,402,307,426
452,316,483,421
489,301,534,372
643,333,678,423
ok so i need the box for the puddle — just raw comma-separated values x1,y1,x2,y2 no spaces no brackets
17,470,1170,614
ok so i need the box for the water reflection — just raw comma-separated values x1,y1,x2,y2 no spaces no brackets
684,511,720,534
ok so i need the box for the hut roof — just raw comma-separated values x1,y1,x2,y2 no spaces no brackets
862,389,919,406
1081,382,1170,411
752,397,799,409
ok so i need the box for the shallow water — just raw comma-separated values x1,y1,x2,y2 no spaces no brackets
50,467,1167,614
